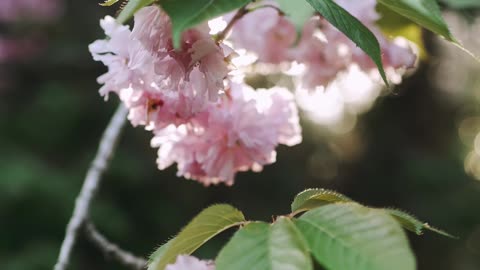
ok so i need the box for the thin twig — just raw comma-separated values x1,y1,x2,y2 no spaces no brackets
214,3,285,43
84,221,148,270
215,5,250,42
54,104,129,270
248,4,285,15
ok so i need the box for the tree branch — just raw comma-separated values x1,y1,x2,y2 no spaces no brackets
54,104,129,270
84,221,148,270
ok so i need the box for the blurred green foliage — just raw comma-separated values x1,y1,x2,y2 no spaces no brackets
0,1,480,270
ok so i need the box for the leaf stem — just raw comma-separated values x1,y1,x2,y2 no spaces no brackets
53,104,128,270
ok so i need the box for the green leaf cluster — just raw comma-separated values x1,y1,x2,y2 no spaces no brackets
148,189,453,270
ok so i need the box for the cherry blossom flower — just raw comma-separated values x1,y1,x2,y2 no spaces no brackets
289,16,352,89
89,16,135,97
151,83,302,185
289,0,417,89
290,0,417,130
89,6,234,130
228,0,296,64
165,255,215,270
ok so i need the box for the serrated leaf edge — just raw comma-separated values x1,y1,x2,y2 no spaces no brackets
100,0,120,6
151,204,246,270
385,208,457,238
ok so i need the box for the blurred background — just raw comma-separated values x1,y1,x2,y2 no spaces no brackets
1,0,480,269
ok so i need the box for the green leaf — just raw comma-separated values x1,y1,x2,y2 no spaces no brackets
378,0,480,62
304,0,388,85
160,0,251,48
147,240,172,268
116,0,155,24
291,188,353,213
99,0,120,6
386,208,456,238
148,204,245,270
294,203,416,270
216,219,313,270
377,0,455,42
276,0,315,31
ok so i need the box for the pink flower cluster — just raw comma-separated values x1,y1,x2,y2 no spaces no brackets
90,0,418,185
152,83,301,185
229,0,417,89
90,6,302,185
90,7,233,130
227,0,296,64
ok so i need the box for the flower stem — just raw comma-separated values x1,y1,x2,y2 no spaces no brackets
215,5,250,42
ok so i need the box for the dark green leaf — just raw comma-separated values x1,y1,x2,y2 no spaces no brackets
295,203,416,270
304,0,388,85
216,219,313,270
377,0,455,42
378,0,480,61
376,4,427,59
160,0,251,48
148,204,245,270
291,188,353,213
